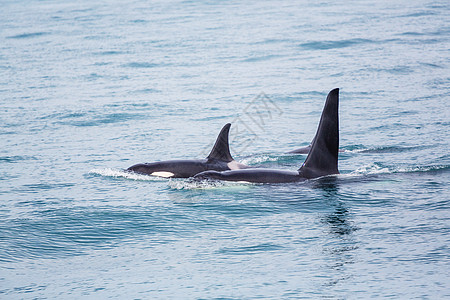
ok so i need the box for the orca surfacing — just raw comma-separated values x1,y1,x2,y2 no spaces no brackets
194,88,340,183
127,123,248,178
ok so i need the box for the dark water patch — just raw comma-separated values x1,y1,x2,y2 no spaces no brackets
330,71,345,77
134,88,162,94
299,38,373,50
56,112,148,127
7,32,49,39
253,38,294,45
217,243,285,255
104,102,164,109
398,29,450,41
67,7,95,14
321,206,359,236
14,198,60,209
0,155,38,163
93,50,126,56
130,19,149,24
416,38,442,45
242,54,283,63
0,283,47,295
124,62,166,68
39,111,85,120
85,73,103,80
93,62,112,66
84,33,120,40
399,11,437,18
419,62,444,69
399,31,426,36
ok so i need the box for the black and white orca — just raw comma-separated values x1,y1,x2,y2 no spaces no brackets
194,88,340,183
126,123,248,178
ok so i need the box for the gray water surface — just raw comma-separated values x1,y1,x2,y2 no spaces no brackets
1,0,449,298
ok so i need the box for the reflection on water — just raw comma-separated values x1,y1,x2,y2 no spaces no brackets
315,178,359,288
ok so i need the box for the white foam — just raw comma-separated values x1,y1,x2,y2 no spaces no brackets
350,164,390,175
240,155,278,165
168,179,224,190
89,168,164,181
348,164,448,176
168,178,254,190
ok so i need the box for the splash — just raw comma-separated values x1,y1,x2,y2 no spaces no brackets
350,163,391,175
240,155,274,165
239,154,297,166
88,168,164,181
168,178,255,190
349,163,449,176
395,165,450,174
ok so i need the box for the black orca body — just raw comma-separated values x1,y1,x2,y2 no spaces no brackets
288,142,313,154
127,123,248,178
194,88,340,183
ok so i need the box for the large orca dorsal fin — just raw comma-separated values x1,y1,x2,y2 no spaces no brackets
206,123,234,162
299,88,340,178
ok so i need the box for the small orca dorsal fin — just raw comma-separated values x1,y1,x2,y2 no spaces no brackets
299,88,340,178
206,123,234,162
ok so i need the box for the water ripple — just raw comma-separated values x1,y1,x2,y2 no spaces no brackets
217,243,285,255
7,32,49,39
299,38,374,50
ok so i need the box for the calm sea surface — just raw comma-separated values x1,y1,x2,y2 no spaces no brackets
1,0,449,298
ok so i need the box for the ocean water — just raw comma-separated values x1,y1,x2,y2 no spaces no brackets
1,0,449,298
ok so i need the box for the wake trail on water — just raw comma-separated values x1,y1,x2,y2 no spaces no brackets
88,168,165,181
348,163,450,176
88,161,448,188
343,145,435,154
168,178,256,190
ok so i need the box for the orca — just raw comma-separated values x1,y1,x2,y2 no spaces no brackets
194,88,340,183
126,123,248,178
287,138,315,154
288,136,345,154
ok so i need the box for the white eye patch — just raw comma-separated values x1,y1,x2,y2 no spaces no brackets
150,171,174,178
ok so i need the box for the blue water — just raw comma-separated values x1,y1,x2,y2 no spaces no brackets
1,0,449,298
